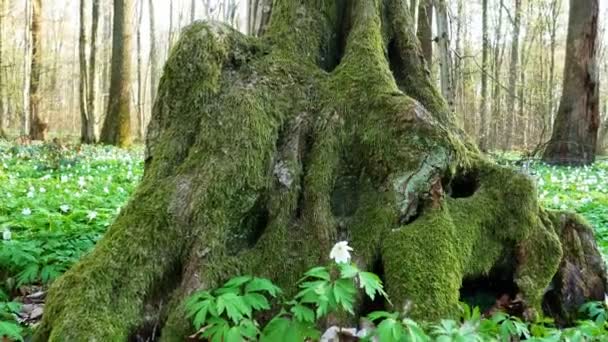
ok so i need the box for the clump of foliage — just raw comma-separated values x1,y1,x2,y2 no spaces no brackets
185,241,608,341
0,141,142,340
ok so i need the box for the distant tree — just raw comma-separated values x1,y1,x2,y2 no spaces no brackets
435,0,453,110
543,0,599,165
478,0,489,151
100,0,133,147
504,0,522,150
148,0,158,104
0,0,6,138
29,0,46,140
416,0,433,65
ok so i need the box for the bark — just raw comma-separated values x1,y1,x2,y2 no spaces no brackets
190,0,195,23
478,0,489,151
435,0,453,110
0,0,6,139
99,0,133,148
543,0,599,165
22,0,31,136
87,0,100,143
490,1,505,150
28,0,45,141
136,0,144,141
148,0,158,105
247,0,273,36
547,0,561,137
504,0,521,151
416,0,433,66
35,1,606,341
79,0,93,144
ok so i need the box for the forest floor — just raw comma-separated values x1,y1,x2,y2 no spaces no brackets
0,141,607,340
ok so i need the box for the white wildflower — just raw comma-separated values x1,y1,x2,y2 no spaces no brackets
103,187,110,194
2,229,11,241
87,211,97,220
22,208,32,216
27,191,34,198
330,241,353,264
39,187,46,193
552,196,560,206
61,175,69,183
60,204,70,213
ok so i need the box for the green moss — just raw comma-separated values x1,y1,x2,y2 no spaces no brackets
382,163,562,320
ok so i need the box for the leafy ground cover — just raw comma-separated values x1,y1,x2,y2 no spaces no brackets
497,154,608,256
0,143,606,340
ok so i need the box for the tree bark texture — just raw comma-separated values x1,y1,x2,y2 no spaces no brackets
36,1,606,341
543,0,600,165
29,0,46,140
100,0,133,148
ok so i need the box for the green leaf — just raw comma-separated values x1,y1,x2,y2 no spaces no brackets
332,278,356,314
358,271,387,301
216,292,251,323
367,311,398,322
338,263,359,279
301,266,330,281
242,293,270,311
225,326,244,342
0,321,24,342
376,318,404,342
290,304,315,323
245,277,282,297
223,275,252,289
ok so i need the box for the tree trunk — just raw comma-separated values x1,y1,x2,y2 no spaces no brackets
190,0,196,23
148,0,158,106
99,0,133,148
29,0,45,140
416,0,433,66
22,0,32,136
79,0,92,143
35,1,606,340
435,0,453,111
504,0,521,151
87,0,100,143
478,0,489,151
0,0,6,139
490,1,505,150
136,0,144,141
543,0,599,165
546,0,561,138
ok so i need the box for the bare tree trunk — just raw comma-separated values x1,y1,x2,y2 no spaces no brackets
22,0,31,136
247,0,273,36
87,0,100,142
490,0,505,150
410,0,417,19
0,0,6,138
543,0,600,165
504,0,521,150
190,0,196,23
148,0,158,105
168,0,174,55
99,0,133,147
416,0,433,66
478,0,489,151
79,0,90,143
435,0,453,111
29,0,46,140
136,0,144,141
546,0,561,137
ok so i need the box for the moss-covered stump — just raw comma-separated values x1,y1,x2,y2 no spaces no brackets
35,0,606,340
